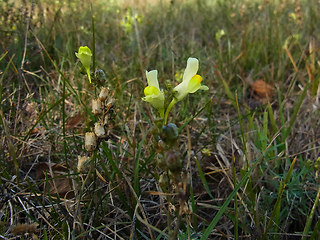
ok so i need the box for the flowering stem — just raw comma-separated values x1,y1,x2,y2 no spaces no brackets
164,98,177,125
159,108,165,119
86,69,92,83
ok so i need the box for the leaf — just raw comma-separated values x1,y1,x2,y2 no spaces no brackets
36,162,73,198
66,112,83,129
12,222,39,235
249,79,275,104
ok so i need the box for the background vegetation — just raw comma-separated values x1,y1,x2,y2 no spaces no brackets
1,0,320,239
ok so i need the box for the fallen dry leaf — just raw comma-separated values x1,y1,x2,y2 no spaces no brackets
66,112,83,129
12,222,39,235
249,79,275,104
36,162,74,198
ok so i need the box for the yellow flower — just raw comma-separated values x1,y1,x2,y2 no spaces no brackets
164,57,208,124
142,70,165,118
75,46,92,83
174,57,208,101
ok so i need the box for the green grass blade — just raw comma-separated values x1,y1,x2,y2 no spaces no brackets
302,188,320,240
262,157,297,239
178,98,212,132
310,215,320,240
195,157,214,199
0,51,8,62
134,133,148,197
218,72,236,108
23,93,71,141
200,157,261,240
267,100,277,134
283,83,310,140
235,91,248,168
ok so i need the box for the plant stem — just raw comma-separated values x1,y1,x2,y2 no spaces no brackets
164,99,177,125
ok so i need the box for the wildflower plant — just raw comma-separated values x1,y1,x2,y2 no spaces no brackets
143,57,208,126
142,57,209,239
76,46,115,171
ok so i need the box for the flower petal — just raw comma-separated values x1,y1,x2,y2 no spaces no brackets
187,74,202,93
146,70,159,90
200,85,209,90
142,90,164,110
75,46,92,70
144,86,160,96
182,58,199,83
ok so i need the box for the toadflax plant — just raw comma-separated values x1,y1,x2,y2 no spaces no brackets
143,57,209,125
142,57,209,239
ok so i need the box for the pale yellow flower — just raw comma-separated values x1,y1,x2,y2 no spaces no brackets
165,58,208,124
142,70,165,118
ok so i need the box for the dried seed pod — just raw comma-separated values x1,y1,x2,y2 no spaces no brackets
85,132,97,152
103,114,109,126
92,99,103,116
159,173,169,191
77,155,88,173
94,122,106,138
99,87,109,101
106,98,114,109
165,150,182,172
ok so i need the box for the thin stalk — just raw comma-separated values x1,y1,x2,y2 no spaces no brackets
233,154,238,240
302,187,320,240
235,91,248,169
164,99,177,125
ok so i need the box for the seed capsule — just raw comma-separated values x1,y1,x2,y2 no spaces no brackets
85,132,97,152
92,99,103,115
99,87,109,102
94,122,106,138
77,155,88,173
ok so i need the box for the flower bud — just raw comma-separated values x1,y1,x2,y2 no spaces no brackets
94,122,106,138
85,132,97,152
99,87,109,102
92,99,103,115
75,46,92,83
161,123,179,145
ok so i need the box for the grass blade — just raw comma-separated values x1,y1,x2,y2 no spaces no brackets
302,187,320,240
262,157,297,239
195,157,214,199
200,158,260,240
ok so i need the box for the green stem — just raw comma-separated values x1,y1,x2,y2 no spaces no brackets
86,69,92,83
159,108,165,119
164,99,177,125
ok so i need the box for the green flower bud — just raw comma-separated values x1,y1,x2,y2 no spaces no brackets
75,46,92,83
161,123,179,145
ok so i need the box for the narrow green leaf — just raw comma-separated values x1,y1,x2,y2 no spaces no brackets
310,215,320,240
267,100,277,134
200,158,261,240
284,83,310,140
0,51,8,62
220,76,236,108
302,188,320,240
263,157,297,239
195,157,214,199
